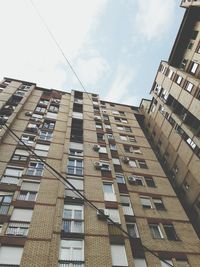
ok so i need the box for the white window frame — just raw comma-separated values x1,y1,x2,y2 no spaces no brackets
140,196,153,209
191,62,198,74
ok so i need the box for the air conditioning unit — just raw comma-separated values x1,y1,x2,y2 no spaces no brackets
94,161,102,170
122,156,129,163
25,111,33,116
93,144,100,152
128,176,136,184
97,209,109,219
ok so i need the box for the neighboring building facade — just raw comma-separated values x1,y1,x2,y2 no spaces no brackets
141,2,200,238
0,77,199,267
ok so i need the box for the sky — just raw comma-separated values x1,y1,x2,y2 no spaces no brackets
0,0,185,106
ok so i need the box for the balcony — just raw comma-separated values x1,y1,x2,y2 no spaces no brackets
59,261,84,267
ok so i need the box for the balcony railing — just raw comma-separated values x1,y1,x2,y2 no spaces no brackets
58,261,84,267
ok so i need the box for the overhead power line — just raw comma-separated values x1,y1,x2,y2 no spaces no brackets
3,123,173,267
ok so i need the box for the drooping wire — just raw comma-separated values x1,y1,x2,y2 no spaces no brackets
2,122,173,267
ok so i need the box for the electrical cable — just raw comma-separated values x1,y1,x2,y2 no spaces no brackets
2,122,173,267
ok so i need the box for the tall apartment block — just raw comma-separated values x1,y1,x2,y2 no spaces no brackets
0,77,199,267
140,1,200,239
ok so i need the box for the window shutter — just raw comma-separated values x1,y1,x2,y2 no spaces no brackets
11,209,33,222
69,142,83,150
111,245,128,266
0,246,23,264
15,149,29,156
21,181,40,191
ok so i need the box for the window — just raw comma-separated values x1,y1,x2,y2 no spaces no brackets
129,175,144,186
97,133,105,141
39,99,49,106
120,135,127,141
43,120,55,130
107,209,121,223
105,124,111,129
107,133,114,140
134,259,148,267
67,178,83,191
163,224,178,240
99,146,107,154
149,223,163,239
176,75,183,85
112,110,119,115
35,106,46,113
129,136,136,142
120,195,134,215
153,198,165,210
168,69,173,79
117,125,131,132
138,160,148,169
190,62,199,74
18,191,37,201
46,112,57,119
144,176,156,187
110,144,117,150
69,149,83,157
129,160,137,168
100,161,111,171
27,161,44,176
20,134,35,146
39,131,53,141
103,183,116,201
0,193,12,215
67,158,83,176
34,144,50,157
6,222,29,236
62,204,84,233
127,223,139,238
140,196,152,209
11,149,29,162
11,208,33,222
0,246,23,266
115,117,127,123
185,82,194,92
26,123,39,133
59,239,84,266
1,167,23,184
191,30,198,40
116,173,125,184
95,122,102,129
111,245,128,266
49,105,59,113
112,158,120,165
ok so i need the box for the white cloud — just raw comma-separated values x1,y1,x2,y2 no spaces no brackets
135,0,176,41
75,56,110,87
0,0,108,89
105,65,135,103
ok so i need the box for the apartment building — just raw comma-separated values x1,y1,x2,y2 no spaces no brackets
0,77,199,267
141,2,200,239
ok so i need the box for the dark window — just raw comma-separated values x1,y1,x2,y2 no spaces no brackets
138,160,148,169
74,91,83,99
73,103,83,113
191,30,198,40
144,177,156,187
153,198,166,210
163,224,178,240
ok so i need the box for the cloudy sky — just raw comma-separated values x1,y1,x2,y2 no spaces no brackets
0,0,184,105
